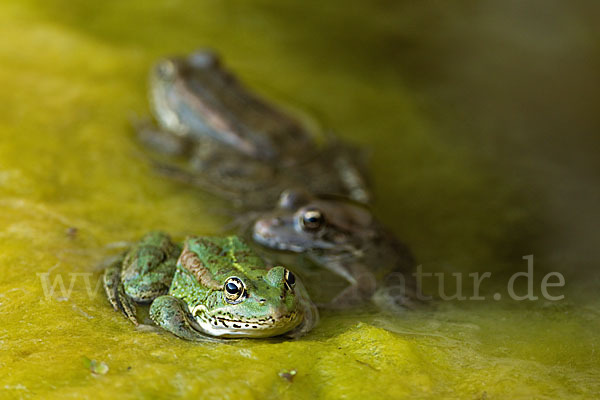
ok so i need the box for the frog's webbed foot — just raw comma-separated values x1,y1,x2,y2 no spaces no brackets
149,295,225,343
134,120,235,197
149,160,244,203
372,283,421,314
317,283,370,310
311,256,374,309
103,257,139,325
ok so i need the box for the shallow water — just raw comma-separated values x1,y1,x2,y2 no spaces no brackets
1,0,599,398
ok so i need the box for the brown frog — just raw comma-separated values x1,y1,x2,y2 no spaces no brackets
252,189,417,311
138,50,372,206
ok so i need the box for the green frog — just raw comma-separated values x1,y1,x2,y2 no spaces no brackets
251,190,416,311
103,232,318,341
138,50,372,206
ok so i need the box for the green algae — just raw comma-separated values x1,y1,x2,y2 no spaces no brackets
0,1,599,399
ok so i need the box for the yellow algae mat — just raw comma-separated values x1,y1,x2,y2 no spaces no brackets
0,1,599,399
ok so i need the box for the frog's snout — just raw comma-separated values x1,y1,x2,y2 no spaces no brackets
263,303,294,321
254,218,282,237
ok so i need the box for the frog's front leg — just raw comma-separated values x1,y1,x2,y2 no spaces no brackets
103,256,138,324
149,295,223,343
372,271,421,313
137,121,193,157
103,232,181,325
314,257,376,309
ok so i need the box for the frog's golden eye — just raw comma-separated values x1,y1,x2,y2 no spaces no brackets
284,269,296,291
300,208,325,232
223,277,246,304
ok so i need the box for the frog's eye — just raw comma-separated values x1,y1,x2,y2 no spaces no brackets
188,50,220,69
157,60,177,81
223,277,246,304
284,269,296,291
299,208,325,232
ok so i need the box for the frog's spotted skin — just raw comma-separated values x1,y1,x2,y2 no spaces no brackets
103,232,318,341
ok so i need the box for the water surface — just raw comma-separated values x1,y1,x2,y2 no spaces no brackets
0,1,598,398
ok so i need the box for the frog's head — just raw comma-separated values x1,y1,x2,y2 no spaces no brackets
149,50,279,161
149,54,204,138
151,50,221,88
178,236,316,338
149,51,222,136
252,189,376,253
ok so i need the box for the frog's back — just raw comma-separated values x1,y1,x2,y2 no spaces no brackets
186,55,315,159
187,236,267,277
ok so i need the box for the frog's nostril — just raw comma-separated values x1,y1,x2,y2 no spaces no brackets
259,298,267,304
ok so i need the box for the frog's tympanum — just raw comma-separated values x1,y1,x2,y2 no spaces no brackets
252,190,417,311
103,232,318,341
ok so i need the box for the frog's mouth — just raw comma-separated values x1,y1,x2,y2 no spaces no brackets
253,218,337,253
252,219,300,252
189,304,304,338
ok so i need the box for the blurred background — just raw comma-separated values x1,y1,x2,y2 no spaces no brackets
1,0,599,397
3,0,598,287
12,0,600,282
